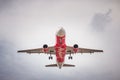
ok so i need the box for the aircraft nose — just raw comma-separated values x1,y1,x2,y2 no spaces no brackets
57,27,66,37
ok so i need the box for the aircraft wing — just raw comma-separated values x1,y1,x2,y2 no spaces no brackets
66,46,103,54
18,46,55,54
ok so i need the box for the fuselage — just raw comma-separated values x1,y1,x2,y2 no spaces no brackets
55,28,66,69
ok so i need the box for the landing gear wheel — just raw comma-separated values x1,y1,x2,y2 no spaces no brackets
68,56,70,59
68,56,73,60
49,56,51,60
51,56,53,59
49,56,53,60
70,56,72,59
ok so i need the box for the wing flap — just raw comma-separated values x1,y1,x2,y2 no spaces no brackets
66,46,103,54
18,46,55,54
18,48,43,53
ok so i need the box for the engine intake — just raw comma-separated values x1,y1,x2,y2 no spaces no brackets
43,44,48,48
73,44,78,48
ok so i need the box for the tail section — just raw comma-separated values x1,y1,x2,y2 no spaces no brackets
45,64,75,68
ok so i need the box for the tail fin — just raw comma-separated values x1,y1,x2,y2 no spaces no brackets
63,64,75,67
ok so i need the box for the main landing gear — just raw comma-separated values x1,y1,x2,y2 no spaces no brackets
68,52,73,60
49,56,53,60
68,56,73,59
49,52,53,60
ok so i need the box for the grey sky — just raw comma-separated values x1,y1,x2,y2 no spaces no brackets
0,0,120,80
91,9,112,32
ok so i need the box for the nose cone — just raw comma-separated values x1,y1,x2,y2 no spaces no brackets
57,28,66,37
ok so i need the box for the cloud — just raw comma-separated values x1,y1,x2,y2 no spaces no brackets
0,0,11,11
91,9,112,32
0,40,19,80
0,0,120,80
0,40,42,80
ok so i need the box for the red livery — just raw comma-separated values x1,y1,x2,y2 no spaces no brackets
18,28,103,69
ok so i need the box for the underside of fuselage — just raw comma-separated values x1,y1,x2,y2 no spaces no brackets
55,27,66,67
45,28,75,69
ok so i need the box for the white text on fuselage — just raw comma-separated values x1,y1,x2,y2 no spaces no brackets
56,47,65,58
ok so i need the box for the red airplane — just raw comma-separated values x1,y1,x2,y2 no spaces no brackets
18,28,103,69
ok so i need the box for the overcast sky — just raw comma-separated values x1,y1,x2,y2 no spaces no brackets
0,0,120,80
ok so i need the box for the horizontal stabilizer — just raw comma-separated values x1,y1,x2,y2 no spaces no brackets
45,64,57,67
45,64,75,67
63,64,75,67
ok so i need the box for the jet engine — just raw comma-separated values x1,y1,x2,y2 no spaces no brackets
43,44,48,53
43,44,48,48
73,44,78,53
73,44,78,48
43,44,53,60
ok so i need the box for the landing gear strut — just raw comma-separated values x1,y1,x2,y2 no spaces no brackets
68,52,73,60
49,52,53,60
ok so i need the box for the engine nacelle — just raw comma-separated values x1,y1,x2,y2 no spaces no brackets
73,44,78,48
43,44,48,48
43,44,48,53
73,44,79,53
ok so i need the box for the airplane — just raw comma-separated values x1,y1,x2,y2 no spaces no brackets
18,28,103,69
